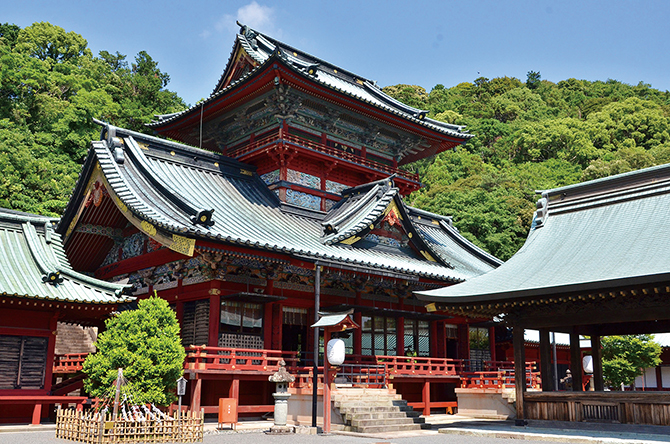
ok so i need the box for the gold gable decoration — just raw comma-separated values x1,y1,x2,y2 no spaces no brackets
170,234,196,256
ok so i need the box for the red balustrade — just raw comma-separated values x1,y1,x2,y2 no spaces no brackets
374,355,460,377
185,345,298,373
226,129,420,182
53,353,88,373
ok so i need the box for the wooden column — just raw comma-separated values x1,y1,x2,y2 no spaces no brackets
422,380,431,416
208,294,220,347
570,331,583,391
354,291,362,356
488,326,497,362
591,334,604,391
271,303,283,350
263,303,273,349
513,326,526,420
539,328,553,391
397,317,405,355
457,324,470,363
229,377,240,411
190,378,202,411
429,321,438,357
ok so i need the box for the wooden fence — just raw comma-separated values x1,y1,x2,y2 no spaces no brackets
55,408,203,443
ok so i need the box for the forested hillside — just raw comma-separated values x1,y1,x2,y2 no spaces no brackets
3,23,670,261
384,76,670,259
0,22,185,216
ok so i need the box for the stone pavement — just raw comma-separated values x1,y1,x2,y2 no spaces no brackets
3,414,670,443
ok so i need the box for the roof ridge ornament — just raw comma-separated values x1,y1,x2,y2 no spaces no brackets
237,21,258,49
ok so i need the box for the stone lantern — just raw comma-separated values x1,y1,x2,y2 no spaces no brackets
268,359,295,433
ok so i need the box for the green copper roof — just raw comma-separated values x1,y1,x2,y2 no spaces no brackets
0,208,132,304
59,123,499,283
416,163,670,304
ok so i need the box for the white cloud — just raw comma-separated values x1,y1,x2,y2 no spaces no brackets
205,2,280,40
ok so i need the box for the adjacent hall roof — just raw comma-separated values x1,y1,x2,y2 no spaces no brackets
58,122,498,283
0,208,132,304
416,163,670,304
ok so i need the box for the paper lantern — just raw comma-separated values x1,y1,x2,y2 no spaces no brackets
582,355,594,374
327,338,346,366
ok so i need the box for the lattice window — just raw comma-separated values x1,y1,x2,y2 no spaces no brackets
361,315,397,356
404,319,431,357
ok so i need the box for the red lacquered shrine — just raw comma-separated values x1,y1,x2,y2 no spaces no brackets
57,24,505,419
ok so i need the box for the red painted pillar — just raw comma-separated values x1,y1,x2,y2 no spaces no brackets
422,380,431,416
323,327,332,433
458,324,470,362
208,294,220,347
264,303,274,349
397,317,405,356
353,292,362,356
272,303,283,350
190,378,202,411
430,321,438,358
489,326,497,362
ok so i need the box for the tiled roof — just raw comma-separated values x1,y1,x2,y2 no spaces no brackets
0,208,132,304
61,123,498,283
151,25,472,143
416,163,670,303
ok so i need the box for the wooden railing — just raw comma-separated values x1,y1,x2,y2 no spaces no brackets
376,355,460,377
184,345,299,372
460,362,541,390
226,129,420,182
53,353,88,373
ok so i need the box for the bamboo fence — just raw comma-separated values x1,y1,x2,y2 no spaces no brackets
56,407,204,443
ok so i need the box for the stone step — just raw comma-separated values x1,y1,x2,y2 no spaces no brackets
332,394,403,401
358,423,423,433
343,411,410,421
351,417,417,428
339,406,400,416
334,400,402,408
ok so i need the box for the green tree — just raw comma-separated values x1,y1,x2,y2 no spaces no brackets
83,296,186,405
526,71,541,90
601,335,662,389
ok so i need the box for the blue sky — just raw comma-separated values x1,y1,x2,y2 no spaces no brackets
4,0,669,106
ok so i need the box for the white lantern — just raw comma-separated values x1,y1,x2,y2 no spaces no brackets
582,355,594,374
327,338,346,366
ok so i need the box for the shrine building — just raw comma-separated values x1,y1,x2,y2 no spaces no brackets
56,24,503,417
0,208,132,424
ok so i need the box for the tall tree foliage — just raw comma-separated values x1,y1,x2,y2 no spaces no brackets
83,296,186,405
601,335,662,389
387,75,670,260
0,22,185,216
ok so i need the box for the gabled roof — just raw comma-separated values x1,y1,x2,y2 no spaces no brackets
150,24,473,157
59,122,498,283
218,25,469,136
416,163,670,305
0,208,132,304
321,176,501,273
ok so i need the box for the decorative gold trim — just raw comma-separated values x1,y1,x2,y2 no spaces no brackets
140,221,157,236
240,169,253,176
170,234,195,256
340,236,360,245
420,250,436,262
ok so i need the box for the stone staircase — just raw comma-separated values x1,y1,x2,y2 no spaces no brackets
331,388,427,433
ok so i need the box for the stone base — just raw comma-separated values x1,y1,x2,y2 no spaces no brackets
266,425,295,434
265,425,318,435
455,388,516,419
